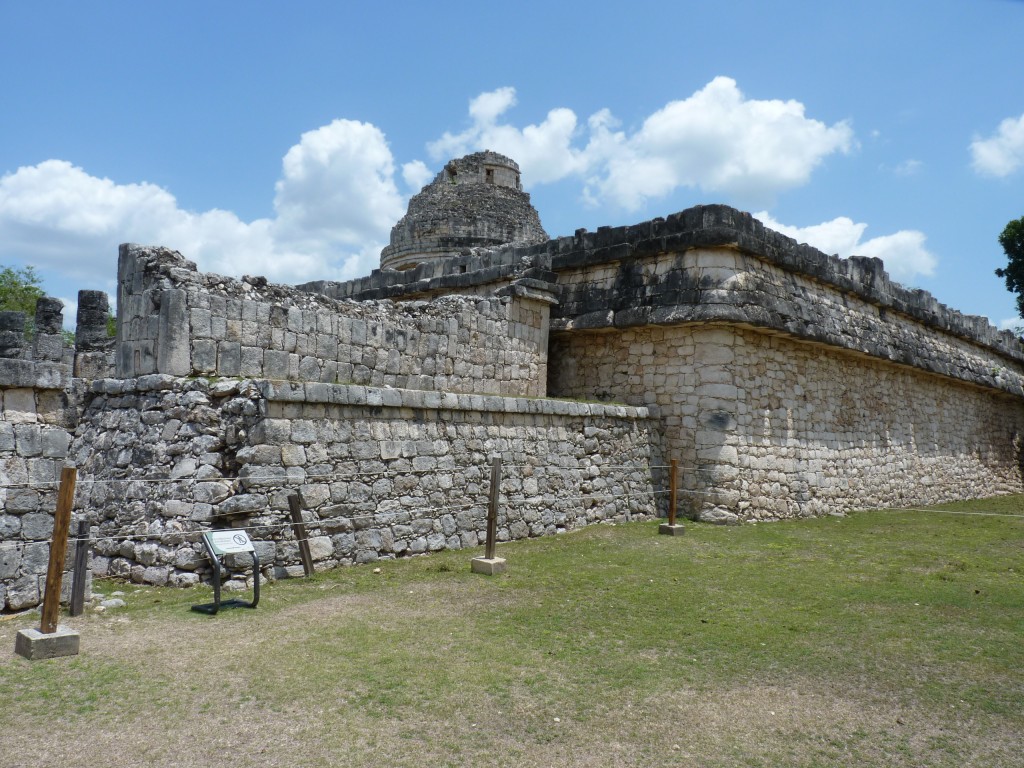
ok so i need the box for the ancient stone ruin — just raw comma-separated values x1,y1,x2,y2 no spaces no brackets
3,151,1023,611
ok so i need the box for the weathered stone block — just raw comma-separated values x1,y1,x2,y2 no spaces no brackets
20,513,53,541
217,341,241,376
0,422,15,451
3,388,37,423
0,545,21,579
192,339,217,372
241,346,264,377
40,429,70,458
216,494,267,516
15,627,80,660
309,535,333,561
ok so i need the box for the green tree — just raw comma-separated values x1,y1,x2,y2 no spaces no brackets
0,265,46,338
995,215,1024,318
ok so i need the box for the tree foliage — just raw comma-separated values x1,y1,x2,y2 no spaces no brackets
0,265,47,339
995,215,1024,318
0,265,45,318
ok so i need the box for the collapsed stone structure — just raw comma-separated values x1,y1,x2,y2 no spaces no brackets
3,151,1023,611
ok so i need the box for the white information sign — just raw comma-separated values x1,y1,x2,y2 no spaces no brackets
205,530,255,556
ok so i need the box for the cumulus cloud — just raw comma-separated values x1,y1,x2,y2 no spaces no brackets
401,160,433,192
0,80,855,303
970,113,1024,177
429,78,853,209
0,119,405,290
754,212,937,283
430,89,587,184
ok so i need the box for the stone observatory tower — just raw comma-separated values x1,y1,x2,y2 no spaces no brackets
380,150,548,271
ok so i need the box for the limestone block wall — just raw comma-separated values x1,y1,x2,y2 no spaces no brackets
70,376,661,588
116,244,551,396
549,324,1024,522
553,245,1024,398
0,360,80,610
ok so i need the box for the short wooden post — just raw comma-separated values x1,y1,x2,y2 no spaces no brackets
669,459,678,525
69,519,91,617
287,492,315,577
471,454,506,574
485,455,501,560
659,459,685,536
40,467,77,634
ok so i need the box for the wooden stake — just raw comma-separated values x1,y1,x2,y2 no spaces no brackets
669,459,678,526
287,492,315,577
485,455,501,560
69,519,90,617
40,467,76,634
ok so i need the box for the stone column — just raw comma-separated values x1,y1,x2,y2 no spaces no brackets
74,290,116,379
32,298,64,362
0,311,26,359
691,327,743,523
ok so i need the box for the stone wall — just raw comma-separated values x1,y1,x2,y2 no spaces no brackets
69,376,660,587
116,244,553,397
0,292,114,610
552,245,1024,398
0,359,80,610
549,324,1024,522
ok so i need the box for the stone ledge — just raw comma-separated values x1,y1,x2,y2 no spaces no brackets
551,302,1024,398
257,380,651,420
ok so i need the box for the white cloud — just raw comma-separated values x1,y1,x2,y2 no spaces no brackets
0,81,855,302
429,89,587,184
402,160,433,192
754,212,937,283
0,119,405,289
429,79,853,209
970,113,1024,177
892,159,923,177
998,317,1023,332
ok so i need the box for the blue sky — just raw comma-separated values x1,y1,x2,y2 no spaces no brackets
2,0,1023,331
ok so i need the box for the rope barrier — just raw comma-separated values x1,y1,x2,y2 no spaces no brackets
0,484,682,552
2,462,703,490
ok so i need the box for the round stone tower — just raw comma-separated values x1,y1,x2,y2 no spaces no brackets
380,150,548,271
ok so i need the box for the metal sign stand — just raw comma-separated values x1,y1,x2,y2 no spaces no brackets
191,530,260,615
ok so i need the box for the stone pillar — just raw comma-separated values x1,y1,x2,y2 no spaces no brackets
497,279,559,398
0,311,26,359
691,327,743,523
156,288,190,376
32,297,65,362
74,290,116,379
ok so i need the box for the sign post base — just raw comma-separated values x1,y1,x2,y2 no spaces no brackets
15,626,81,660
470,556,507,575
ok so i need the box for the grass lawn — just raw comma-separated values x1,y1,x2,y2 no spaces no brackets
2,497,1023,767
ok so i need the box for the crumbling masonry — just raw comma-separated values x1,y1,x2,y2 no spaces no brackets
3,150,1023,610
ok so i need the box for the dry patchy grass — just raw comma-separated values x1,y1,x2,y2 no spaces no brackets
2,501,1023,767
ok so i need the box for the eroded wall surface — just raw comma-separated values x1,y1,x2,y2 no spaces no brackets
117,245,552,397
549,323,1024,521
71,376,661,587
0,361,81,609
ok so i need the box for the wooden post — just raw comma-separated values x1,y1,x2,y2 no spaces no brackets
485,454,501,560
471,454,506,574
658,459,685,536
40,467,76,634
287,492,315,577
69,519,90,617
669,459,678,526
